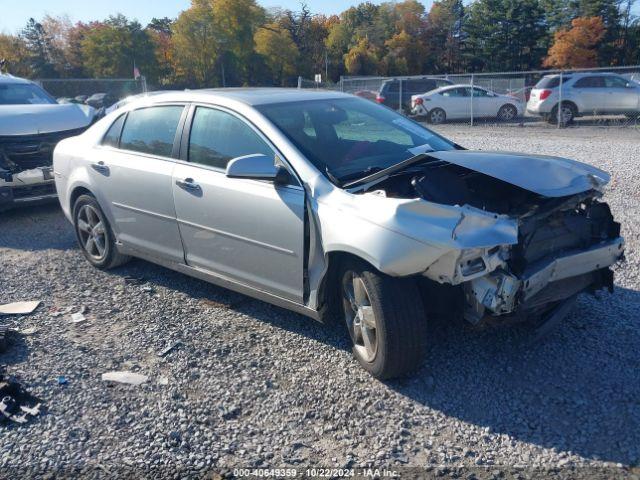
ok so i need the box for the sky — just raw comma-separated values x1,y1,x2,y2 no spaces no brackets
0,0,436,33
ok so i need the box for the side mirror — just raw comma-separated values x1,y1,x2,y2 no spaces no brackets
225,153,291,185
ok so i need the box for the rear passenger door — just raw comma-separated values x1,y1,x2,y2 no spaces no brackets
604,76,640,112
92,105,187,262
171,105,305,302
572,76,605,113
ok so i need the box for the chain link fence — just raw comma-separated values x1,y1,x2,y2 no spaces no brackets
300,66,640,130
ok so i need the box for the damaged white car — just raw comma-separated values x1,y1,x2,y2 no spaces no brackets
53,89,624,379
0,74,96,211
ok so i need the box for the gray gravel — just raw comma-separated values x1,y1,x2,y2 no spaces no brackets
1,125,639,478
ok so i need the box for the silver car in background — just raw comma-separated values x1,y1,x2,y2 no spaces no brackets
527,72,640,124
410,85,524,124
53,89,624,379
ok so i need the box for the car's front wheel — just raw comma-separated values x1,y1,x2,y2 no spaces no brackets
340,260,428,379
73,194,130,269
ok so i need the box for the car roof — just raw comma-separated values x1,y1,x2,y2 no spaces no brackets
541,72,622,79
0,74,34,85
131,88,351,106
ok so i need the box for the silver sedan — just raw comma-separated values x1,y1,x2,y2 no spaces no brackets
53,89,624,379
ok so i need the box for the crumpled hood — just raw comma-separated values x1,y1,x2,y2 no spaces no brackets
427,150,610,197
0,104,96,136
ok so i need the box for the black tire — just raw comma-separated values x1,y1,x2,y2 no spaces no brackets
428,108,446,125
73,194,130,270
339,259,428,379
549,102,576,125
497,104,518,122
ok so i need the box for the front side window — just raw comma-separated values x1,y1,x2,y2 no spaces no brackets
120,106,184,157
257,97,454,182
188,107,274,170
0,83,56,105
102,114,126,148
604,76,629,88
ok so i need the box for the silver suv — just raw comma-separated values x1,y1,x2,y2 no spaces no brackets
527,72,640,124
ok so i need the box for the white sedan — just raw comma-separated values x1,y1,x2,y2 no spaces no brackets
411,85,524,124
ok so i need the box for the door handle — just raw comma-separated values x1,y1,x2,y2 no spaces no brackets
176,178,201,192
91,161,109,175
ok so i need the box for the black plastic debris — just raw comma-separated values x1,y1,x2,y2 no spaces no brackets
0,325,8,353
0,366,43,424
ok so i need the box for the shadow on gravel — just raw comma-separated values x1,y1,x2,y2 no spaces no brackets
389,286,640,466
97,255,640,466
104,258,351,352
0,331,30,366
0,203,74,251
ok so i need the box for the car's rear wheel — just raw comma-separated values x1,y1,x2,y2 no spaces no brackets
340,260,428,379
498,104,518,121
73,194,130,269
549,102,576,125
428,108,446,124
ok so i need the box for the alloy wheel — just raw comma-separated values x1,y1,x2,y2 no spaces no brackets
76,204,107,261
342,271,378,362
499,105,517,121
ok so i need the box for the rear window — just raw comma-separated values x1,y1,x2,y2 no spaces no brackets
120,106,184,157
535,76,572,89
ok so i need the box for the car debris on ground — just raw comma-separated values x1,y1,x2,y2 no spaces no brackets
101,371,149,386
0,367,42,424
157,341,182,357
0,301,41,316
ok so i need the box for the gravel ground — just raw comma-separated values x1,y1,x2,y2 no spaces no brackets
1,125,639,479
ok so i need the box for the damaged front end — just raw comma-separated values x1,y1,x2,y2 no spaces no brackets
352,150,624,325
0,128,86,211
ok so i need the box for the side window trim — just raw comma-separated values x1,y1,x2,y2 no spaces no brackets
181,102,302,188
100,112,128,148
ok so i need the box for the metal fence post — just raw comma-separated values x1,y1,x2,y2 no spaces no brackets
557,70,563,129
340,76,344,92
297,76,302,89
398,78,403,114
470,74,475,127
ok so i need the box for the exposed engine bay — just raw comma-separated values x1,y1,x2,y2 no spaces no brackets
353,155,624,324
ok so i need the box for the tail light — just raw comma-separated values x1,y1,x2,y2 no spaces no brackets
376,95,385,103
539,89,552,100
414,98,423,105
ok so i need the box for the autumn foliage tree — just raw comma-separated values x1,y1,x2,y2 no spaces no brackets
544,16,607,68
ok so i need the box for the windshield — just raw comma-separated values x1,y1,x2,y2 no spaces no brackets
0,83,57,105
257,97,455,182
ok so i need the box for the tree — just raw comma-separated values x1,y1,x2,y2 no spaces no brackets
211,0,265,85
382,29,424,75
254,23,299,85
81,15,158,80
544,16,607,67
0,34,31,77
343,37,380,75
424,0,465,72
171,0,219,86
147,18,174,84
21,18,57,77
464,0,547,71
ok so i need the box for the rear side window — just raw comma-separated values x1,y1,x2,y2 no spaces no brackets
573,76,605,88
535,76,572,89
188,107,274,170
120,106,184,157
102,114,126,148
408,80,435,93
442,88,468,97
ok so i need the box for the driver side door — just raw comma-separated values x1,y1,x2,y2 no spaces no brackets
171,105,305,302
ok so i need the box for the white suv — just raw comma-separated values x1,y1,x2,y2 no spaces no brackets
0,75,97,211
527,72,640,124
